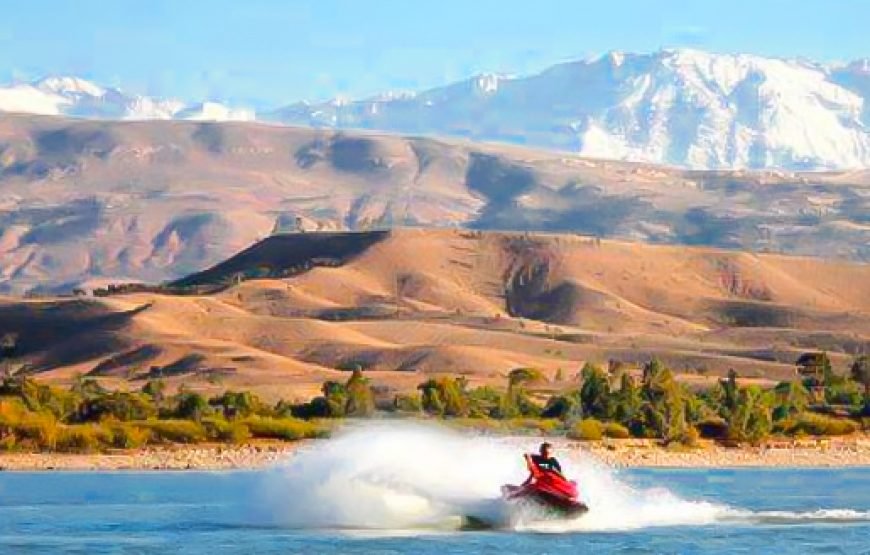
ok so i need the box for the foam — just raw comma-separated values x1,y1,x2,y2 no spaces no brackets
253,422,736,532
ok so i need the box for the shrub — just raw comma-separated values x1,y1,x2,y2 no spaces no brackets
203,417,251,443
679,426,701,447
16,413,59,450
568,418,603,441
55,424,111,453
602,421,631,439
137,419,206,443
106,421,151,449
244,416,323,441
775,413,859,437
393,393,422,413
503,417,561,434
77,392,157,422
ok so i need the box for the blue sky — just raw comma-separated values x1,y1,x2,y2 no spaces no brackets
0,0,866,107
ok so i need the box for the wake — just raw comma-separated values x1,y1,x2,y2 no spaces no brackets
251,422,869,533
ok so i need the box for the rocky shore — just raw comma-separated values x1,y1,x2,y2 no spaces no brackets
1,436,869,471
580,436,870,468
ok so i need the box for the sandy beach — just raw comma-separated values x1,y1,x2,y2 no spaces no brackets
2,435,870,471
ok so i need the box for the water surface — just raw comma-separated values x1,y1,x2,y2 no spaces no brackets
1,467,868,554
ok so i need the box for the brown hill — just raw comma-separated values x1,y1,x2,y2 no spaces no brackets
0,114,868,294
0,229,866,400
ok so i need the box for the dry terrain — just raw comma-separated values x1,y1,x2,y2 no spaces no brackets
0,229,867,400
0,114,867,294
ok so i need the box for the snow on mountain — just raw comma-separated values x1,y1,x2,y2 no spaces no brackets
0,76,250,122
2,49,869,169
266,49,870,170
176,101,255,122
0,83,69,115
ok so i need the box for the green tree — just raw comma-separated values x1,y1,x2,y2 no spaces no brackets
78,391,157,422
417,377,469,417
640,359,686,442
141,380,166,405
727,385,772,443
345,369,375,417
579,362,612,419
209,390,264,419
418,379,446,415
613,373,642,425
771,380,810,421
541,392,581,420
173,392,211,421
507,368,544,389
796,352,834,389
851,355,870,409
321,381,348,417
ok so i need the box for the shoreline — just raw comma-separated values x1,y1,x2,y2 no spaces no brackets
2,435,870,471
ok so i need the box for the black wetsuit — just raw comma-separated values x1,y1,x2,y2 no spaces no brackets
531,454,562,473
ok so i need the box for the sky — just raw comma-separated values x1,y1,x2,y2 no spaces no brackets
0,0,867,108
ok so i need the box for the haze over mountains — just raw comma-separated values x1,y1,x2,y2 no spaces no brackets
0,114,868,294
2,49,869,170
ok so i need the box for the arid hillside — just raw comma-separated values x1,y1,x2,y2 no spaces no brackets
0,230,866,400
0,114,868,294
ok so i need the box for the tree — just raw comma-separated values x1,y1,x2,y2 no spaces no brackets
851,355,870,415
719,369,739,418
640,359,686,442
173,392,211,421
418,379,446,415
345,369,375,417
507,368,544,389
579,362,611,419
796,352,833,387
541,393,579,420
771,380,809,421
613,373,642,425
321,381,348,417
141,380,166,405
727,386,772,443
417,377,469,417
851,355,870,401
209,390,263,419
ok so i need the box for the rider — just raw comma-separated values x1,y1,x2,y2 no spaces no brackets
523,442,563,485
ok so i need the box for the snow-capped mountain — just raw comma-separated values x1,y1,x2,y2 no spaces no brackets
2,49,870,169
267,49,870,170
0,76,252,122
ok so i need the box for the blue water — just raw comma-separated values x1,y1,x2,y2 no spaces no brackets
0,467,868,554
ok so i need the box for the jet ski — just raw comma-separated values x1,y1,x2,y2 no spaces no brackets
501,454,589,518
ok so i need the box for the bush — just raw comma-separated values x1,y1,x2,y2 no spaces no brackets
244,417,323,441
503,418,561,434
203,417,251,444
393,393,422,413
106,421,151,449
775,413,859,437
679,426,701,447
55,424,111,453
137,419,206,443
602,421,631,439
15,413,59,450
568,418,603,441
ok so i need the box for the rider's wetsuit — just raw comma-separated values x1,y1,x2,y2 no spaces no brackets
531,454,562,473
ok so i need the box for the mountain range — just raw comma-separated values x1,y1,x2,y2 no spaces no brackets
1,49,869,170
0,114,867,294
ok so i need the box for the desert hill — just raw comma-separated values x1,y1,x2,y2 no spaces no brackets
0,114,868,294
0,229,866,400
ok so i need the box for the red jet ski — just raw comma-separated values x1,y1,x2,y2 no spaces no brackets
501,454,589,518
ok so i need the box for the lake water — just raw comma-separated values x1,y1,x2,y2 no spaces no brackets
1,425,869,554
